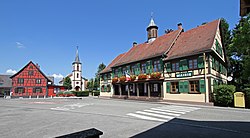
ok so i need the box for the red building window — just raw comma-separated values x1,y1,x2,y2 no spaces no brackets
36,79,41,84
18,78,24,84
28,71,34,76
33,87,42,93
15,87,25,93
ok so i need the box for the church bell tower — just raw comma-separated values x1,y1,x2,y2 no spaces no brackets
72,47,82,91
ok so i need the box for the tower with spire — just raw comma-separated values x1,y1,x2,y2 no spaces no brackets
147,14,158,43
72,47,82,91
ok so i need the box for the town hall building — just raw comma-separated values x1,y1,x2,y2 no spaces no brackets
100,17,227,103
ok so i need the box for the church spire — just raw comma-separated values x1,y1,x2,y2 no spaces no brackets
74,46,80,63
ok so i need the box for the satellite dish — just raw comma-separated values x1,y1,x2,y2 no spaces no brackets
227,76,233,81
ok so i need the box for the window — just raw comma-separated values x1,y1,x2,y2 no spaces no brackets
36,79,41,84
131,64,137,75
77,73,79,78
33,87,42,93
189,59,197,69
122,67,126,75
77,65,79,71
172,62,179,72
189,81,199,93
76,82,79,84
107,74,111,79
153,60,161,72
153,84,158,92
18,78,24,84
166,62,171,72
28,71,34,76
54,88,61,94
29,65,33,69
114,69,119,77
16,87,25,93
171,82,179,93
141,63,147,74
107,85,111,92
101,85,105,92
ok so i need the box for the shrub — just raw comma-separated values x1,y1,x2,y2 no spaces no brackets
213,85,236,107
71,91,89,97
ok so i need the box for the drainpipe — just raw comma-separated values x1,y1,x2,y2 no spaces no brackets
204,53,209,103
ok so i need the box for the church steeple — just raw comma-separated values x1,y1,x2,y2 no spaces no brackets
147,14,158,43
74,46,80,64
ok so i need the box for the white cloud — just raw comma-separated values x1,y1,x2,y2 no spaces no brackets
16,42,25,48
6,69,17,75
52,74,64,79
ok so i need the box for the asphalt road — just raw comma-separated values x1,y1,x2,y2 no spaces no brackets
0,97,250,138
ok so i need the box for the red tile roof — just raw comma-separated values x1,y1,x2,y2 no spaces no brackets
100,53,126,74
166,19,220,60
102,19,220,71
113,28,183,67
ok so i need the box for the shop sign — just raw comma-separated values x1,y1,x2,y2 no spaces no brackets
176,72,192,78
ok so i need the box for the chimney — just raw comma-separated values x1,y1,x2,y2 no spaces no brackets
177,23,182,30
133,42,137,47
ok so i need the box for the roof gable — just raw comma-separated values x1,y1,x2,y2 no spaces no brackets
10,61,51,82
166,19,220,60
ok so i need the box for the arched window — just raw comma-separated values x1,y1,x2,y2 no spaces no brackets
77,65,79,71
101,85,105,92
107,85,111,92
77,73,79,78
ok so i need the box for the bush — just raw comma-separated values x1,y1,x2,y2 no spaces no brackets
213,85,236,107
56,91,75,97
71,91,89,97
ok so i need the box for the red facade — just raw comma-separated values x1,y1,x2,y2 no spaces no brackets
11,61,51,97
48,85,65,97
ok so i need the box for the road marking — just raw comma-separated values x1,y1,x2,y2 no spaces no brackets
50,103,92,111
144,109,180,116
127,105,200,122
136,111,175,119
127,113,168,122
150,108,186,114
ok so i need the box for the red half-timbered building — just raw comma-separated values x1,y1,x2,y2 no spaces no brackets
10,61,64,97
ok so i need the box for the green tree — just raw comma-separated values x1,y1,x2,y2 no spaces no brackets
63,76,72,90
87,78,94,91
231,14,250,89
94,63,106,90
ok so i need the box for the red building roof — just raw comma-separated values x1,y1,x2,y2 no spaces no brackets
100,53,126,74
101,19,221,74
166,19,220,60
112,28,183,67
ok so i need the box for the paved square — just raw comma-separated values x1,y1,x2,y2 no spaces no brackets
0,97,250,138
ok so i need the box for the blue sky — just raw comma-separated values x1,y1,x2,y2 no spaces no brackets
0,0,239,84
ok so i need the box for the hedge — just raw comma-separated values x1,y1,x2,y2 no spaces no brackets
71,91,89,97
213,85,236,107
244,88,250,108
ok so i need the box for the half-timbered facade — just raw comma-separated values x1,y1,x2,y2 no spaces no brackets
100,18,227,103
10,61,65,97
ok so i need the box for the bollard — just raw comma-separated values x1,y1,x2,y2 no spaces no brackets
29,95,31,99
51,95,53,99
37,95,39,99
44,95,46,99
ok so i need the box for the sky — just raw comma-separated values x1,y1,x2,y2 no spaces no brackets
0,0,240,84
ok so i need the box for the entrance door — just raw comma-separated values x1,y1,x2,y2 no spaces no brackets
138,83,145,96
75,86,80,91
114,85,119,95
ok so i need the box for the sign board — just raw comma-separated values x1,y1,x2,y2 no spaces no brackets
176,72,192,78
234,92,245,108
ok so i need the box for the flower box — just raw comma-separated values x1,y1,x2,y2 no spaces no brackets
112,77,118,84
119,76,126,82
150,72,161,79
138,74,147,80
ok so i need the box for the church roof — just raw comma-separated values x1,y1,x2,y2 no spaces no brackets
73,47,81,64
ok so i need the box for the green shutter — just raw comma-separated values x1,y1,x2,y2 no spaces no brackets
149,60,153,73
118,67,122,77
183,81,189,93
146,61,149,74
199,79,206,93
166,62,171,72
136,63,140,75
212,57,215,69
166,82,171,93
198,56,204,68
179,60,183,71
127,65,130,74
112,69,115,78
160,59,163,71
179,81,183,93
182,59,188,70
